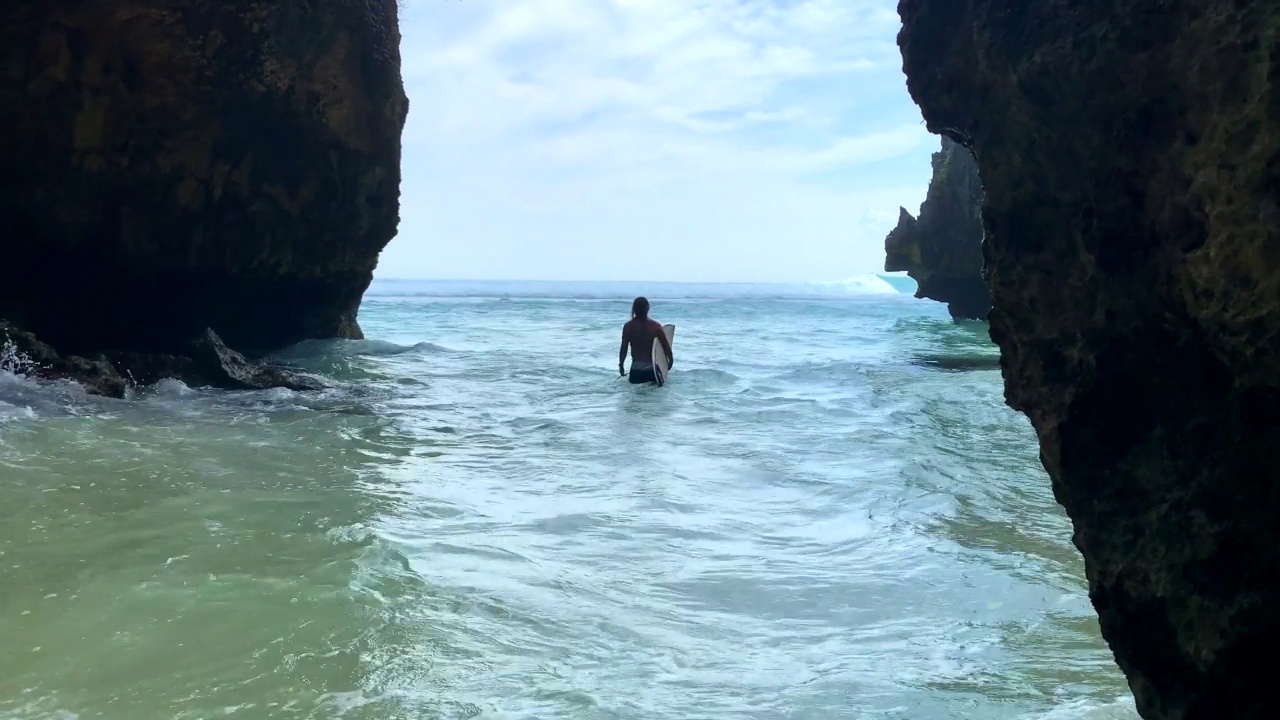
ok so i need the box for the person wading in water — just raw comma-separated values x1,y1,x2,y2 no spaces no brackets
618,296,673,384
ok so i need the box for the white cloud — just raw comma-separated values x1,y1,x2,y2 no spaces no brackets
384,0,936,282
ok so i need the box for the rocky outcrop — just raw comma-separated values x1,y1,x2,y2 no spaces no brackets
2,321,130,397
0,0,408,360
898,1,1280,718
884,136,988,319
3,322,325,397
186,328,325,392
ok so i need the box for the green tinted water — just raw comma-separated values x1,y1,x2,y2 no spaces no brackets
0,280,1133,719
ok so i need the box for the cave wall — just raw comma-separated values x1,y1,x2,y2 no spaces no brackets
0,0,409,356
897,1,1280,718
884,136,989,319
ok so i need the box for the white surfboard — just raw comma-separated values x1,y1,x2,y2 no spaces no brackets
652,324,675,386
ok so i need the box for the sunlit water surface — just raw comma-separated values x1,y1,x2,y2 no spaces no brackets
0,279,1135,719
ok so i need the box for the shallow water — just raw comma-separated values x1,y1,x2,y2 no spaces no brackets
0,279,1135,719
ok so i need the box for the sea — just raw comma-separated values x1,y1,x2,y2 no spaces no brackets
0,277,1139,720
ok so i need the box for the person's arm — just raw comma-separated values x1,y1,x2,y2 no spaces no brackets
618,326,629,375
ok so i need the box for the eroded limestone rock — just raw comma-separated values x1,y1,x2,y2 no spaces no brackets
0,0,408,357
187,328,326,392
2,320,128,397
884,136,988,319
3,321,326,396
898,1,1280,717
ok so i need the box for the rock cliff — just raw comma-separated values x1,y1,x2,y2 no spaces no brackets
884,136,988,319
898,1,1280,718
0,0,408,374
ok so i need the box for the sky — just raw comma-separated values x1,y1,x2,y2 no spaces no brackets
378,0,936,283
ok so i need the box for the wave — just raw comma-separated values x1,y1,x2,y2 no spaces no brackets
363,276,912,302
274,338,454,359
909,353,1002,372
1029,696,1138,720
0,394,37,423
805,274,902,294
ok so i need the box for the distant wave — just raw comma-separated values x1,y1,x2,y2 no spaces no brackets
365,275,914,301
274,338,454,359
876,273,919,294
317,339,454,357
805,274,901,294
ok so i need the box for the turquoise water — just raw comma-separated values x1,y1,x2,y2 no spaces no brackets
0,278,1135,719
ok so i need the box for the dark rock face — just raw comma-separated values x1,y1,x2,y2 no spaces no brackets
187,327,326,392
2,321,129,397
884,136,988,320
3,322,326,396
0,0,408,357
898,1,1280,718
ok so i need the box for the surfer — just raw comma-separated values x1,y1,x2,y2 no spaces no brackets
619,296,673,384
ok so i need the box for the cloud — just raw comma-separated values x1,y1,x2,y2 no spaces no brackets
384,0,936,282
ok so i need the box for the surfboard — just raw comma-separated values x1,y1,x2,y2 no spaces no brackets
652,324,675,387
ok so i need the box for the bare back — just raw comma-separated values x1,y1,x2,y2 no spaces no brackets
622,317,665,366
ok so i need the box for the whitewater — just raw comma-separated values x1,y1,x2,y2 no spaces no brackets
0,277,1137,719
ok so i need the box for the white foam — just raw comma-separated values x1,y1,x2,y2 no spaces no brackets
0,336,34,375
0,397,37,423
1031,696,1138,720
805,274,901,295
364,277,906,301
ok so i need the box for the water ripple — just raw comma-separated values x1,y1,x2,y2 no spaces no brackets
0,291,1133,720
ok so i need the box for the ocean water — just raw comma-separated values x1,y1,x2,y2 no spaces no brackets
0,277,1137,720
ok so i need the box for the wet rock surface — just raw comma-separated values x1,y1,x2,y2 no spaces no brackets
2,321,129,398
885,136,989,320
187,328,326,392
0,0,408,358
898,1,1280,718
3,321,326,397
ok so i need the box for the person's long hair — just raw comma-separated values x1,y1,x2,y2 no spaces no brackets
631,296,650,320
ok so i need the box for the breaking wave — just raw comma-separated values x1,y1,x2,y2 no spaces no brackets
364,275,913,301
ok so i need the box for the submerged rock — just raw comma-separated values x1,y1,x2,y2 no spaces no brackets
884,136,988,320
2,321,129,397
0,0,408,358
3,321,325,397
899,1,1280,718
188,328,326,392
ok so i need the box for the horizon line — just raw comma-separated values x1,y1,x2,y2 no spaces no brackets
370,274,910,284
